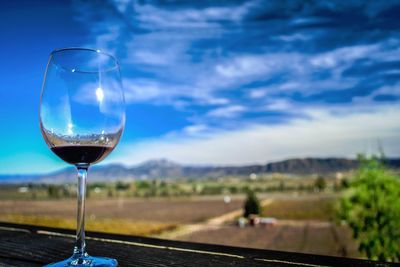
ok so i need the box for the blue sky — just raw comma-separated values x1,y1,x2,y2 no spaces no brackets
1,0,400,174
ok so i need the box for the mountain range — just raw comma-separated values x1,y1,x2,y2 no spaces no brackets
1,157,399,184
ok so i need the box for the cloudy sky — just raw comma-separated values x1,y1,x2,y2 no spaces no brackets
0,0,399,174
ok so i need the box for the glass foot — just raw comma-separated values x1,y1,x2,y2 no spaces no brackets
45,254,118,267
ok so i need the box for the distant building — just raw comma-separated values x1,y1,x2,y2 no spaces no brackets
237,216,277,227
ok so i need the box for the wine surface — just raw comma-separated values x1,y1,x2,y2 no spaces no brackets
51,145,113,165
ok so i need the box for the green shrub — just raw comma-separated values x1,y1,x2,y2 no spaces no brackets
338,155,400,262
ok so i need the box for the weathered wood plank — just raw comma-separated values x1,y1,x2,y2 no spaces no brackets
0,222,396,267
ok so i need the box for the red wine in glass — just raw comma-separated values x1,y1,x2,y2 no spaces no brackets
51,145,114,165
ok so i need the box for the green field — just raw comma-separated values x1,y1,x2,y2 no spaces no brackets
262,194,336,220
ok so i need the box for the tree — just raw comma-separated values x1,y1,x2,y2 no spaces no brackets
107,188,114,198
47,185,60,199
340,178,350,189
314,176,326,192
337,155,400,262
279,180,285,191
243,190,260,218
116,181,130,191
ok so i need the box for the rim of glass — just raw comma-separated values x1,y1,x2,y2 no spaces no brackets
50,47,119,73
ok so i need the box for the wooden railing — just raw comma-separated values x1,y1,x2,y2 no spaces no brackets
0,222,395,266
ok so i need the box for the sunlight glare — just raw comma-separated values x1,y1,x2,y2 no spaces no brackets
96,87,104,102
67,123,73,135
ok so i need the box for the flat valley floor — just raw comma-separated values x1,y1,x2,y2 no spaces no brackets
0,193,360,258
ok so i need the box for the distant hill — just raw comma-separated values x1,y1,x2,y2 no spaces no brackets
1,157,399,184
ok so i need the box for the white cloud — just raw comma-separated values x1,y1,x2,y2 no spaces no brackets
123,79,167,102
248,88,267,99
122,79,230,109
215,53,299,79
109,106,400,166
216,40,400,98
215,56,268,78
132,50,173,66
132,0,258,29
274,33,312,42
353,83,400,104
93,25,121,55
115,0,130,13
183,124,209,135
207,105,246,118
122,32,192,67
265,99,292,111
310,44,378,68
214,44,383,90
203,97,230,105
375,84,400,96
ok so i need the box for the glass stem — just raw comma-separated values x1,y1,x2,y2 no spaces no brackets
74,164,89,258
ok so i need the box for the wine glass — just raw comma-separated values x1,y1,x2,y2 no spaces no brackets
39,48,125,267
